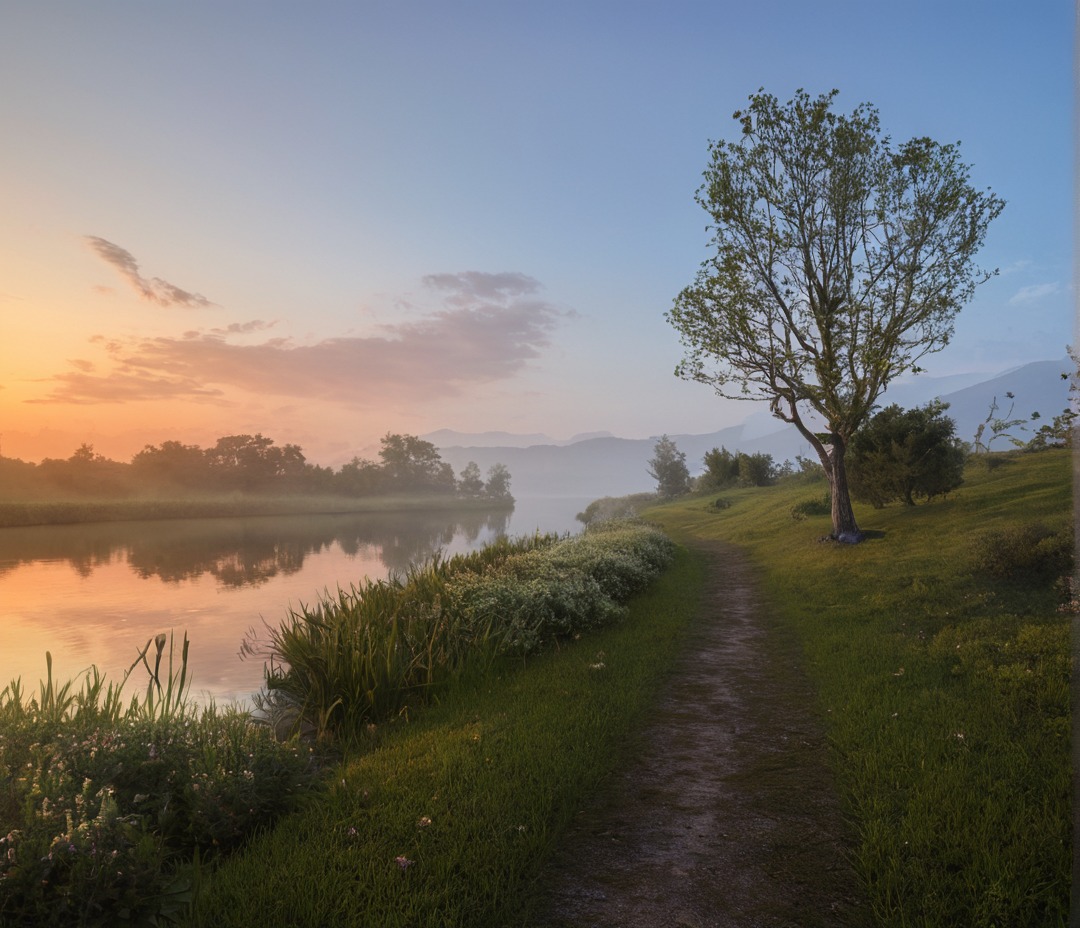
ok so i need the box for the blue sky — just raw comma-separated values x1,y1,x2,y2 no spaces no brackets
1,1,1072,464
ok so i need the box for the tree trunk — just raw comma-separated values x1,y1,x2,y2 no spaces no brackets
789,416,861,541
826,436,861,539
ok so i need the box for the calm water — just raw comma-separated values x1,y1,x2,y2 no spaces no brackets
0,498,590,706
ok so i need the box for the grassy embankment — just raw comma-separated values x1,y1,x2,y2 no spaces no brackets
1,523,704,927
0,494,512,529
646,448,1072,927
3,450,1068,926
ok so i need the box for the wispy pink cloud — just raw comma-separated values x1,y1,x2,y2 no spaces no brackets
31,272,569,406
85,236,212,308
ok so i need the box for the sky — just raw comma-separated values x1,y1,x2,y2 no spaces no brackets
1,1,1073,466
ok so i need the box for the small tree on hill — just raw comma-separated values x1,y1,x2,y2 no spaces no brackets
648,435,691,499
847,401,965,507
700,447,740,489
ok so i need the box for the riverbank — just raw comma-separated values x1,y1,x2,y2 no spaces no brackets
1,522,683,926
0,493,514,529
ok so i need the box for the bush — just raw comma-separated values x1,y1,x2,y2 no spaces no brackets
790,494,831,521
848,401,965,507
699,447,777,489
0,695,318,927
259,523,676,739
970,521,1074,581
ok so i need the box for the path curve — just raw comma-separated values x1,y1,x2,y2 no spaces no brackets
529,540,867,927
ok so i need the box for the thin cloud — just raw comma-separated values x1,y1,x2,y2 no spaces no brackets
28,368,228,406
85,236,212,308
1009,282,1060,305
31,273,570,406
210,320,278,336
421,271,541,306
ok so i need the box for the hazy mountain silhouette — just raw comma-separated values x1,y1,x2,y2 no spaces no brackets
433,359,1072,498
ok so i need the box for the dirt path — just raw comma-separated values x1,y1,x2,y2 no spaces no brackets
528,540,867,928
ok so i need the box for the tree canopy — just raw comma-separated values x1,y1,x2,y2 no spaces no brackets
647,435,691,499
667,89,1003,538
4,432,513,504
847,401,966,508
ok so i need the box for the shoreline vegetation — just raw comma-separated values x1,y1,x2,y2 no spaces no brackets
0,521,681,926
0,492,514,530
0,430,516,529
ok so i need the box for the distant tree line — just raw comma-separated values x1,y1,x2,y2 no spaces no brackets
649,387,1075,509
0,432,513,502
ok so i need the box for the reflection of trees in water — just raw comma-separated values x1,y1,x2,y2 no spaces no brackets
0,524,127,580
0,508,513,588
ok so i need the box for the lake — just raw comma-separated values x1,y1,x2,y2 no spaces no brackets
0,497,591,706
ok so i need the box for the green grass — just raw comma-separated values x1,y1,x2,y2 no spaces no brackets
257,523,675,741
0,635,320,928
0,494,513,528
645,449,1072,927
190,545,705,927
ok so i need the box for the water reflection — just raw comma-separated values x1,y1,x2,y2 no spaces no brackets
0,508,511,589
0,500,588,704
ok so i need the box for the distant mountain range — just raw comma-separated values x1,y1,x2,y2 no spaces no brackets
429,358,1073,499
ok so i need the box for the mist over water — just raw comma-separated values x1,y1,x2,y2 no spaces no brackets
0,498,592,706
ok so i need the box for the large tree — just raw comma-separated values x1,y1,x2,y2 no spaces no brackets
667,89,1003,538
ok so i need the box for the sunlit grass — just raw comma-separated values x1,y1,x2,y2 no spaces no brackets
255,523,676,741
646,449,1072,927
190,544,705,928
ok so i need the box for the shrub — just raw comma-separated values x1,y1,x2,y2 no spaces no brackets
258,523,676,739
847,401,965,507
790,494,831,521
970,521,1074,581
0,674,318,928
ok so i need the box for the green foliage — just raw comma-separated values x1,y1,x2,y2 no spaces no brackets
647,435,690,499
1,432,514,511
377,433,456,494
970,521,1074,581
483,462,512,500
667,88,1003,537
1025,408,1076,451
699,446,777,489
0,644,318,928
847,401,966,507
456,461,484,497
256,524,675,741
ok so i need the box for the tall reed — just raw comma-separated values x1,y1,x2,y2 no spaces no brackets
254,524,675,741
